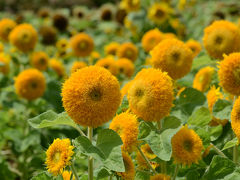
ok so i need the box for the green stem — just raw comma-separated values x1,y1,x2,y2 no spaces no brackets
157,120,161,130
137,145,157,174
88,127,93,180
75,125,86,137
210,143,227,158
233,145,238,163
172,164,179,180
70,164,79,180
108,174,113,180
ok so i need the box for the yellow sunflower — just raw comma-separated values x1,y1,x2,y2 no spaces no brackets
171,126,203,166
231,96,240,142
49,58,65,77
0,18,16,41
163,32,177,39
207,86,228,126
218,53,240,95
128,68,174,122
104,42,120,56
193,66,215,92
150,38,193,80
62,66,121,128
203,20,240,60
150,174,171,180
70,33,94,57
14,68,46,100
117,42,138,62
62,171,75,180
95,57,119,76
9,23,38,53
116,58,135,78
141,28,165,52
120,0,141,12
30,51,49,71
186,39,202,57
89,51,101,64
117,151,135,180
45,138,74,176
148,3,173,25
71,61,87,74
121,81,133,99
56,39,69,52
110,112,139,152
0,53,10,75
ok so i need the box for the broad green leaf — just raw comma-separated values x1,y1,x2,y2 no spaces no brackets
209,125,223,141
144,128,180,161
96,129,124,172
222,168,240,180
0,160,16,180
31,172,51,180
213,99,232,120
162,116,181,130
222,137,238,151
203,155,235,179
186,170,200,180
195,128,210,148
135,170,150,180
188,107,211,126
20,133,40,152
28,110,77,129
95,168,111,180
138,121,151,139
192,55,215,69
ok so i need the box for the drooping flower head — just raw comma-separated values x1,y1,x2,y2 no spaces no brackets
171,126,203,166
141,28,164,52
117,42,138,62
104,42,120,56
150,174,171,180
70,33,94,57
0,53,10,75
110,112,139,152
193,66,215,92
117,151,135,180
186,39,202,57
9,24,38,53
14,68,46,100
218,53,240,95
49,58,65,77
30,51,49,71
71,61,87,74
231,96,240,142
0,18,16,41
45,138,74,176
128,68,174,122
95,57,118,76
150,38,193,80
203,20,240,59
62,66,121,127
116,58,135,78
148,3,172,25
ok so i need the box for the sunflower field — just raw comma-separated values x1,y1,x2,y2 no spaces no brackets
2,0,240,179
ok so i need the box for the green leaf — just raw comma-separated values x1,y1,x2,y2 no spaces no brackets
213,99,232,120
138,121,151,139
28,110,77,129
209,125,223,141
20,132,40,152
96,129,125,172
192,55,215,69
95,168,111,180
0,160,16,180
222,168,240,180
222,137,238,151
188,107,211,126
144,128,180,161
135,170,150,180
31,172,51,180
203,155,235,179
162,116,181,130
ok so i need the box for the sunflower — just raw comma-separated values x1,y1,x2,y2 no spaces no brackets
40,26,57,45
141,29,164,52
207,86,228,126
30,51,49,71
121,81,133,99
117,152,135,180
104,42,120,56
70,33,94,57
193,66,215,92
71,61,87,74
95,57,118,76
116,8,127,24
150,174,171,180
0,53,10,74
203,20,240,60
150,38,193,80
9,24,38,53
120,0,141,12
128,68,174,122
116,58,135,78
163,32,177,39
53,14,68,31
49,59,65,77
0,18,16,41
171,126,203,166
117,42,138,62
89,51,101,64
62,171,75,180
110,112,139,152
148,3,173,25
100,5,113,21
72,6,87,19
14,68,46,100
56,39,69,52
38,8,50,18
218,53,240,95
62,66,121,127
46,138,74,176
186,39,202,57
231,97,240,142
0,42,3,52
